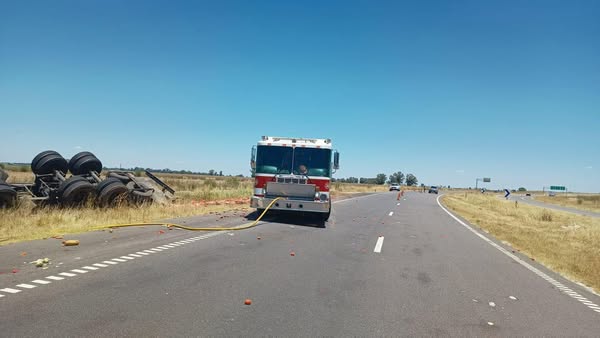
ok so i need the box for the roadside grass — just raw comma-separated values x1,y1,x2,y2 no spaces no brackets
442,193,600,293
535,194,600,213
1,171,385,244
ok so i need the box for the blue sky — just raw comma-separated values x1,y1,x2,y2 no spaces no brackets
1,0,599,192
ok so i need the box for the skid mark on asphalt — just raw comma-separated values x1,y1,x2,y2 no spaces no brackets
436,195,600,315
0,231,224,300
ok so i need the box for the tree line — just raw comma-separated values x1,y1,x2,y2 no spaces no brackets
333,171,418,186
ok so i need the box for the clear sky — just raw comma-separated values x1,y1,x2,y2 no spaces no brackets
1,0,599,192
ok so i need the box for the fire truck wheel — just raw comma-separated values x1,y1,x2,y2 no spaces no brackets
69,153,103,175
97,179,129,206
0,183,17,208
58,176,95,206
32,151,68,175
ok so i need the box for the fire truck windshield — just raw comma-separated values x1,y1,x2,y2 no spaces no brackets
255,146,331,177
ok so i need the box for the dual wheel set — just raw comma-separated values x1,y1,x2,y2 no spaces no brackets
0,151,155,208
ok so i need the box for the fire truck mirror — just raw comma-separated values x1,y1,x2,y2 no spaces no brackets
333,151,340,170
250,146,257,168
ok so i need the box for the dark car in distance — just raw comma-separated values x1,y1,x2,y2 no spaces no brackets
428,186,439,194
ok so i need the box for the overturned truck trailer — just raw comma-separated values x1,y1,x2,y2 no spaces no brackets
0,151,175,208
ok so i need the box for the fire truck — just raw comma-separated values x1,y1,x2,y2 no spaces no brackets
250,136,340,221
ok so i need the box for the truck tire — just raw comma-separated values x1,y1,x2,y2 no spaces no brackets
107,172,131,184
97,178,128,206
31,150,59,170
58,176,95,206
0,183,17,208
69,152,103,175
130,189,153,204
31,151,68,175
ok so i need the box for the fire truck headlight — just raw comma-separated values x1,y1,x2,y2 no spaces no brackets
319,194,329,202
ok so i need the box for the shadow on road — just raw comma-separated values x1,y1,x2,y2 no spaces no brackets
245,210,327,228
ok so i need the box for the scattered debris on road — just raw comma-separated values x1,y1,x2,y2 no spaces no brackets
62,239,80,246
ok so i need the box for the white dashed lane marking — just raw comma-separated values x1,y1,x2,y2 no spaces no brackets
437,195,600,315
388,212,394,216
59,272,77,277
1,231,227,299
1,288,22,294
16,284,36,289
374,236,385,253
32,280,52,285
46,276,64,281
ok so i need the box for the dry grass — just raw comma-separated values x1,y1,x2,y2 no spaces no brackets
535,194,600,213
442,192,600,293
0,199,251,244
1,171,379,245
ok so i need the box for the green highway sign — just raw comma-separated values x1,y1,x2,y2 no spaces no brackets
483,178,491,182
550,186,566,191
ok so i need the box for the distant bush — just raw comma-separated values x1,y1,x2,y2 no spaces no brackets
518,187,527,191
540,210,553,222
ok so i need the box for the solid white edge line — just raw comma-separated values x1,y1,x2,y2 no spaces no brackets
374,236,384,253
436,194,600,314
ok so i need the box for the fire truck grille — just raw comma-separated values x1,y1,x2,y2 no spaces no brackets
275,177,307,184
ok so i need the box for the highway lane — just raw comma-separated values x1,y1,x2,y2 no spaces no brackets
510,195,600,218
1,192,599,336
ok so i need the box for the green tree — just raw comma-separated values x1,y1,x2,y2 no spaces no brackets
518,187,527,191
406,174,418,186
375,173,387,185
389,171,405,184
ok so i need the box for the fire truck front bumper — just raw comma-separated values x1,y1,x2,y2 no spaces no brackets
251,196,330,213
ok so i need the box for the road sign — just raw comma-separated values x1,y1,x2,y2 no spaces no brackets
550,186,566,191
483,178,491,182
504,189,511,199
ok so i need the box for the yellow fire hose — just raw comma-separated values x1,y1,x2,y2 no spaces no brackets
91,197,283,232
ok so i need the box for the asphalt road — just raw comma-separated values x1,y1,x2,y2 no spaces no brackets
509,195,600,218
1,192,599,336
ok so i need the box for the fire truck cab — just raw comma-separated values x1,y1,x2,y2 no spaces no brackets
250,136,339,221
